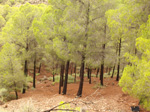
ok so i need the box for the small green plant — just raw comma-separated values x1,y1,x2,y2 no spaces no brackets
30,71,34,74
26,75,33,83
92,83,105,89
36,73,40,76
0,88,8,102
51,82,55,86
48,75,76,83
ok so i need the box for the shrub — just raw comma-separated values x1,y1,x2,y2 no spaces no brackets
0,88,9,101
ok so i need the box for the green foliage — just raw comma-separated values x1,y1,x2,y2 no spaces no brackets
0,88,8,101
0,43,26,101
0,15,5,29
119,14,150,111
1,1,150,112
26,75,33,83
36,73,40,76
84,74,97,77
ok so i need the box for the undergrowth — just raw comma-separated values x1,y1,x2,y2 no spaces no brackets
48,75,76,83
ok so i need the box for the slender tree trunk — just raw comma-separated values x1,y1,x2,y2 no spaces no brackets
38,63,42,73
70,63,73,75
33,53,36,88
111,64,115,78
22,60,28,94
24,60,28,76
100,62,104,85
62,60,70,95
14,82,18,99
100,24,106,86
22,44,28,94
89,69,92,84
59,63,65,94
116,38,122,81
61,63,65,87
77,1,89,97
74,64,76,82
15,90,18,100
87,68,90,79
96,68,99,78
111,45,118,78
77,55,85,97
53,72,55,82
108,67,111,75
59,71,62,94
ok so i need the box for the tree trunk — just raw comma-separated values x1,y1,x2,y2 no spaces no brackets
22,44,28,94
59,63,65,94
59,71,61,94
53,72,55,82
14,82,18,99
15,90,18,100
33,53,36,88
70,63,73,75
111,64,115,78
77,55,85,97
108,67,111,75
61,63,65,87
74,64,76,82
100,24,106,85
96,68,99,78
38,63,42,73
77,1,89,97
111,45,118,78
22,60,28,94
87,68,90,79
62,60,70,95
89,69,92,84
100,62,104,86
116,38,122,81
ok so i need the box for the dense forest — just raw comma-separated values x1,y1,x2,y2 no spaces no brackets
0,0,150,111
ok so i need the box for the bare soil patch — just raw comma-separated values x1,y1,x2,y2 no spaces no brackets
0,66,149,112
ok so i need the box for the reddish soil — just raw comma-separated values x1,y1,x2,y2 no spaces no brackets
0,66,149,112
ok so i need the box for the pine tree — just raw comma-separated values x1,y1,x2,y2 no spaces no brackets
0,43,26,100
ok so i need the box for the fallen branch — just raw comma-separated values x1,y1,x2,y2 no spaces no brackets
43,101,74,112
49,109,80,112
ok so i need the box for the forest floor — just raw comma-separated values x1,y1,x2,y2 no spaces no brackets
0,66,149,112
